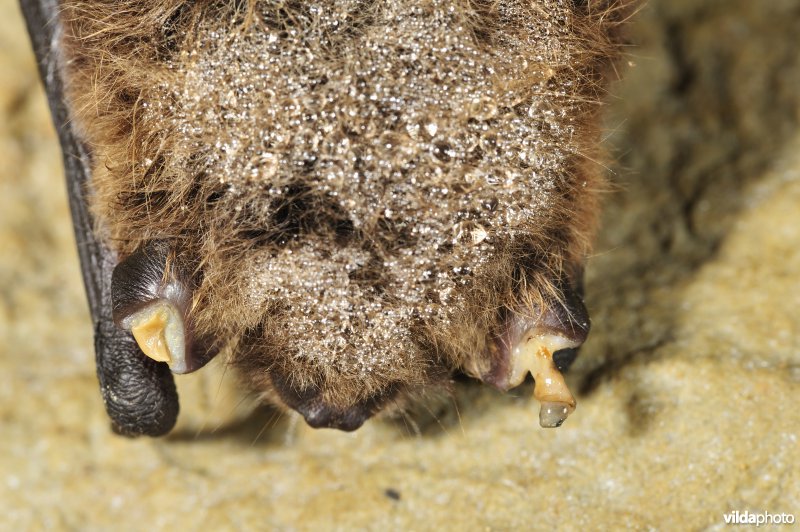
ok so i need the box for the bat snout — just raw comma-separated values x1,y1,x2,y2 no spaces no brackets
269,368,398,432
296,401,374,432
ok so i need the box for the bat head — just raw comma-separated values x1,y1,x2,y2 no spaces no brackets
60,0,631,432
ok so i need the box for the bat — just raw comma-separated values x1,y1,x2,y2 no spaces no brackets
20,0,632,437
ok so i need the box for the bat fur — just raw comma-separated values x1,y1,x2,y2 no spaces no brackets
34,0,634,432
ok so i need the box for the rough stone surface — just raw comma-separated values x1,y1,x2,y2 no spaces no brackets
1,0,798,529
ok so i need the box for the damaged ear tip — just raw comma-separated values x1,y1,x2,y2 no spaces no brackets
530,343,577,428
509,334,579,428
126,300,187,373
475,276,589,427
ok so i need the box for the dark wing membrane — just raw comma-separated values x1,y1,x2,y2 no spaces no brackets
19,0,179,436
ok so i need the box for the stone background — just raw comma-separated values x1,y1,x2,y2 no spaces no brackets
1,0,799,529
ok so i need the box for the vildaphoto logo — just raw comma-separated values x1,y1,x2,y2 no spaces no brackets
723,510,796,527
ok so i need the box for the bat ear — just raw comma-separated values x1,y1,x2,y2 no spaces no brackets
94,320,179,437
473,271,590,427
111,241,220,375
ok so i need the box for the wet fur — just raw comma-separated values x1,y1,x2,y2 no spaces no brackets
59,0,633,419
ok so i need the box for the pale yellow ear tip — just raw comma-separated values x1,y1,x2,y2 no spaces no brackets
524,343,577,428
506,334,579,426
124,301,187,372
130,307,173,364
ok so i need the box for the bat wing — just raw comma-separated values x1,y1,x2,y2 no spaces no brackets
19,0,179,436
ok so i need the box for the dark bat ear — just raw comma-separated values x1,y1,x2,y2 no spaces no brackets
95,321,179,437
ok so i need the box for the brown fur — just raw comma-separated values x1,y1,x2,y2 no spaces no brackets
59,0,633,417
